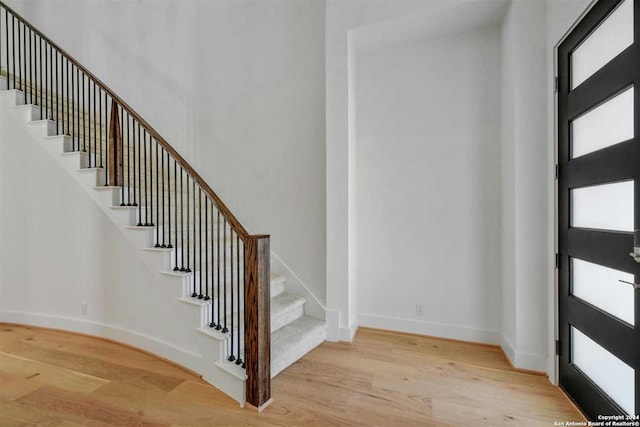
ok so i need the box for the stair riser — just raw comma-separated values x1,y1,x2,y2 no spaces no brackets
15,104,41,121
28,120,57,138
77,169,105,188
59,152,89,172
45,135,73,153
109,207,137,227
0,89,24,108
271,304,303,333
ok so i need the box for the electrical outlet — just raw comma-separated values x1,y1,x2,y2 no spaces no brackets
416,303,424,316
81,302,88,316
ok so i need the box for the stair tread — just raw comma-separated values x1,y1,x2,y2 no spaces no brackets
271,292,305,318
271,316,326,377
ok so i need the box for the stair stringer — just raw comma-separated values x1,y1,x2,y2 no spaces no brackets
0,86,247,405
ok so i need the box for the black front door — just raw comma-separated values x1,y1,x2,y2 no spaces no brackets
558,0,640,419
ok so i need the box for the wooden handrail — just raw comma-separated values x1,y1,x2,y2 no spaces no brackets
0,1,252,240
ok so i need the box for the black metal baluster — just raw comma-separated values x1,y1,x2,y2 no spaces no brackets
167,151,172,249
173,160,178,261
2,9,6,86
161,147,165,247
143,128,149,225
31,31,35,106
222,218,228,334
66,59,69,136
20,20,24,91
77,67,80,150
204,199,209,302
229,227,235,361
71,63,75,148
45,40,48,118
208,203,215,328
173,166,184,271
127,116,139,207
22,20,25,93
137,122,142,222
82,72,87,151
149,134,154,226
216,210,221,330
55,48,58,132
93,81,96,167
44,43,47,117
99,88,104,171
103,93,107,185
155,139,160,246
241,241,246,369
49,45,52,121
191,180,197,297
120,106,125,205
11,15,15,89
177,167,184,271
185,175,191,273
155,141,161,240
17,19,20,90
87,74,91,166
236,233,242,365
198,190,203,299
12,16,16,90
126,113,132,205
29,29,34,103
137,123,143,226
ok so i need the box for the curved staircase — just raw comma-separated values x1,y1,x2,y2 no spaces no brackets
0,1,325,409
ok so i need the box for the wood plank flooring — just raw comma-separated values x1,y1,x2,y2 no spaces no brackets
0,324,585,426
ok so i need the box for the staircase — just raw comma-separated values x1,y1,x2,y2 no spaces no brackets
0,1,325,410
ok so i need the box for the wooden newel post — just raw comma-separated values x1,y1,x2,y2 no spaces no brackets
244,234,271,410
108,101,122,186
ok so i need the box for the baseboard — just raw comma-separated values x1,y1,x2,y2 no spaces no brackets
325,309,340,342
500,333,547,374
270,251,326,321
0,310,202,371
500,333,516,364
339,323,358,343
358,313,500,345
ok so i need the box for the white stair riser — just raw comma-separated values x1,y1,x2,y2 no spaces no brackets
271,303,304,333
28,120,57,137
108,207,137,227
77,169,105,188
0,89,24,108
59,151,88,171
44,135,72,153
14,104,41,121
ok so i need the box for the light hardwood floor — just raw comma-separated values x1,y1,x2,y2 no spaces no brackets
0,323,584,426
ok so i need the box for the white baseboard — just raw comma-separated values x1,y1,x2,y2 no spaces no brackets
500,333,516,363
0,310,202,370
325,309,340,342
339,323,358,343
500,333,547,373
359,313,500,345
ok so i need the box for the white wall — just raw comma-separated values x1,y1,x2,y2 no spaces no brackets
325,0,507,342
0,102,204,372
355,26,503,343
500,0,549,372
6,0,327,309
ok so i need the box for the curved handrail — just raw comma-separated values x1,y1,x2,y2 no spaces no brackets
0,0,257,241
